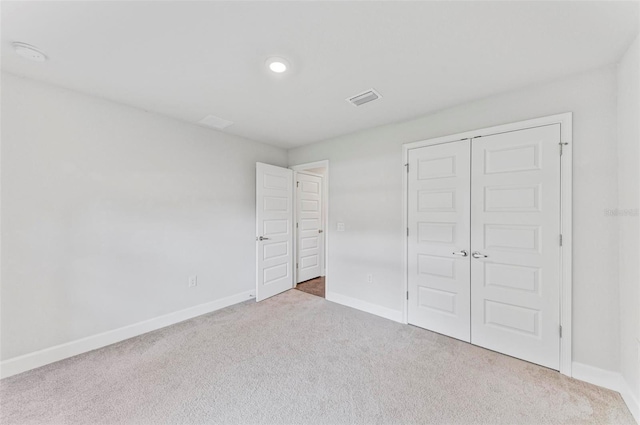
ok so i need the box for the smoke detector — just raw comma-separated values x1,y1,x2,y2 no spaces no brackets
12,42,47,62
197,114,233,130
346,89,382,106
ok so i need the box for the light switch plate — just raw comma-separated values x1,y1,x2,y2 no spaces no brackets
337,222,345,232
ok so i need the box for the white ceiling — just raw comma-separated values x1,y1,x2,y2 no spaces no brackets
2,1,638,148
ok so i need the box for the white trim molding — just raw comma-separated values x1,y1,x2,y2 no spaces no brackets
572,362,626,392
402,112,573,376
0,290,255,379
326,291,403,323
572,362,640,423
620,381,640,423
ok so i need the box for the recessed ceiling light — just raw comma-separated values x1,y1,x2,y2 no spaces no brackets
266,57,290,73
12,42,47,62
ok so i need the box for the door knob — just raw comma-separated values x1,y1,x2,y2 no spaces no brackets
472,251,488,259
318,229,324,233
256,236,270,241
452,250,468,257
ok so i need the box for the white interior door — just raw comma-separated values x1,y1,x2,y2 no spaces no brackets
256,163,294,302
407,140,471,342
296,172,323,283
470,124,561,370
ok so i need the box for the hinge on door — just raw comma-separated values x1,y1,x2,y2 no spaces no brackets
405,163,409,173
407,227,409,237
559,325,563,338
296,222,299,229
296,181,299,187
296,263,298,269
559,234,563,246
560,142,568,156
406,291,409,300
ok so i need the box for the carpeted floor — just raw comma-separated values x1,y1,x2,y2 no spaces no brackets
0,290,634,425
295,276,325,298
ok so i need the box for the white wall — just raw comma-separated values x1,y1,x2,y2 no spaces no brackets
289,66,620,373
0,73,287,361
0,58,633,388
617,34,640,411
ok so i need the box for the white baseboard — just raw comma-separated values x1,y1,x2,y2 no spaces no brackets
572,362,639,423
620,380,640,424
0,290,255,379
572,362,623,390
326,291,403,323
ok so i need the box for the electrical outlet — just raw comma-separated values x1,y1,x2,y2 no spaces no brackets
367,274,373,284
188,275,198,288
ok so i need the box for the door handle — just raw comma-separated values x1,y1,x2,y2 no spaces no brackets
318,229,324,233
452,250,468,257
472,251,488,259
256,236,270,241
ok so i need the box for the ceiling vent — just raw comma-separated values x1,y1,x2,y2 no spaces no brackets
346,89,382,107
197,114,233,130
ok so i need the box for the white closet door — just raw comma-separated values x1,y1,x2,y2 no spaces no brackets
296,172,323,283
256,163,294,302
470,124,561,370
408,140,471,342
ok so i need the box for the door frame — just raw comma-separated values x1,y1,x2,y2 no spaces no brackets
402,113,573,376
290,160,330,292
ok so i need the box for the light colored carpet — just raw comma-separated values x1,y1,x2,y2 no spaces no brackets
0,290,634,425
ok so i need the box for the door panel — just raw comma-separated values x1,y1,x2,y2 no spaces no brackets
296,172,323,283
470,124,561,370
256,163,293,302
408,141,471,342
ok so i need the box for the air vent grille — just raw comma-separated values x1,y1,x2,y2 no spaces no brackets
347,89,382,106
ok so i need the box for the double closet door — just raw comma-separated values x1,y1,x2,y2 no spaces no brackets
407,124,561,370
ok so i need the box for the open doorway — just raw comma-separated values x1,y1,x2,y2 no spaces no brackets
291,161,329,299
